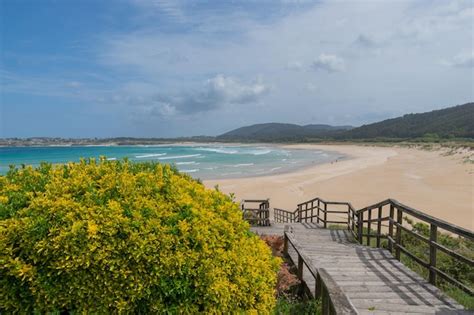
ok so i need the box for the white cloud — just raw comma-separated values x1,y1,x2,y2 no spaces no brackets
110,75,271,121
442,52,474,68
286,61,304,71
66,81,81,88
311,54,346,73
306,82,318,92
353,34,377,49
61,0,472,134
205,75,269,104
167,75,270,115
153,102,177,117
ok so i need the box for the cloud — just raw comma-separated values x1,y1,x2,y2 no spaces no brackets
442,52,474,68
66,81,81,88
353,34,377,49
130,0,186,22
4,0,472,137
305,82,318,92
121,75,270,120
206,75,269,104
311,54,346,73
286,61,304,71
172,75,270,114
142,102,177,117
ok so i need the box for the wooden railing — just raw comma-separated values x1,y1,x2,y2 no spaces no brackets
241,199,270,226
283,228,357,314
357,199,474,296
275,196,474,297
274,207,299,223
275,197,357,239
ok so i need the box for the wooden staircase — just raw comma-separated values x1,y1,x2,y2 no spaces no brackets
246,198,473,314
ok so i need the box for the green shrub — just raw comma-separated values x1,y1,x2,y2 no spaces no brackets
0,159,280,313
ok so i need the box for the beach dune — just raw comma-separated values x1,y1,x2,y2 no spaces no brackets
205,145,473,230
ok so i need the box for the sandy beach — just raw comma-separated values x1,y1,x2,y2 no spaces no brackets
204,145,474,230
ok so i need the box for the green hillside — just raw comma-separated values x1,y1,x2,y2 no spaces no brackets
339,102,474,139
218,103,474,141
218,123,352,141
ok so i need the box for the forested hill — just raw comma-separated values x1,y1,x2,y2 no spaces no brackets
217,123,352,141
218,103,474,141
339,102,474,139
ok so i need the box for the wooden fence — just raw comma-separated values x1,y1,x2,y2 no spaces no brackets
275,197,474,297
241,199,270,226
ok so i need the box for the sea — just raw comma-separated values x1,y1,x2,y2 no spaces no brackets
0,145,344,179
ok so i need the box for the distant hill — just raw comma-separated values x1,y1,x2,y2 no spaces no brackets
218,123,352,141
339,102,474,139
218,103,474,141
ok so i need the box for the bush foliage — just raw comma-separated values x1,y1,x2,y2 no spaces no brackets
0,159,280,313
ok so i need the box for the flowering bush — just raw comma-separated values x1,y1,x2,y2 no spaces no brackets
0,159,280,313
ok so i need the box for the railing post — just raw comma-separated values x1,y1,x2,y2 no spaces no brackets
357,212,363,244
351,206,355,232
388,204,394,253
317,199,320,224
347,205,351,230
321,284,329,315
323,203,327,228
283,228,288,256
305,203,308,223
395,208,402,260
376,206,382,248
429,224,437,285
367,208,372,246
315,272,322,298
297,253,303,280
298,204,302,223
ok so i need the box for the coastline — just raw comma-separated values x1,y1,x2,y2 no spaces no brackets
204,144,474,230
1,143,472,229
0,143,346,179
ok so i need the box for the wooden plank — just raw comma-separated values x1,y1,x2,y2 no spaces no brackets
256,210,468,313
350,301,460,313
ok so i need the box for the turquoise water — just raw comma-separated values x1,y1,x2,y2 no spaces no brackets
0,145,344,179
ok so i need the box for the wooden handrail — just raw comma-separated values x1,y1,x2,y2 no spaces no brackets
276,196,474,297
284,230,357,315
355,199,473,295
274,208,299,223
241,199,270,226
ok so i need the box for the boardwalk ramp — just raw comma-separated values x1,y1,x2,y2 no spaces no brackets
248,198,473,314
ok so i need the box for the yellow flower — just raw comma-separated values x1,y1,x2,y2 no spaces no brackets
88,221,98,236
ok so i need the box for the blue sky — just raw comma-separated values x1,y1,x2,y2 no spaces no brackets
1,0,472,138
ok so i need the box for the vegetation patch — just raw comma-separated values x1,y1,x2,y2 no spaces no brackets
259,234,321,314
0,159,280,313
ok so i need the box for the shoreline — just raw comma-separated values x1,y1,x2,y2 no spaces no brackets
204,144,473,230
0,144,348,179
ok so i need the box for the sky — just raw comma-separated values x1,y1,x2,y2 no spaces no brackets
0,0,473,138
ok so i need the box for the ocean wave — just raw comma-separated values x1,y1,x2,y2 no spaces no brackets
175,161,198,165
233,163,254,167
107,157,117,161
248,149,272,155
135,153,167,159
181,169,199,173
270,167,282,171
220,172,242,176
195,147,239,154
158,154,202,160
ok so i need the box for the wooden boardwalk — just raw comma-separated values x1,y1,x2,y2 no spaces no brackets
252,223,467,314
